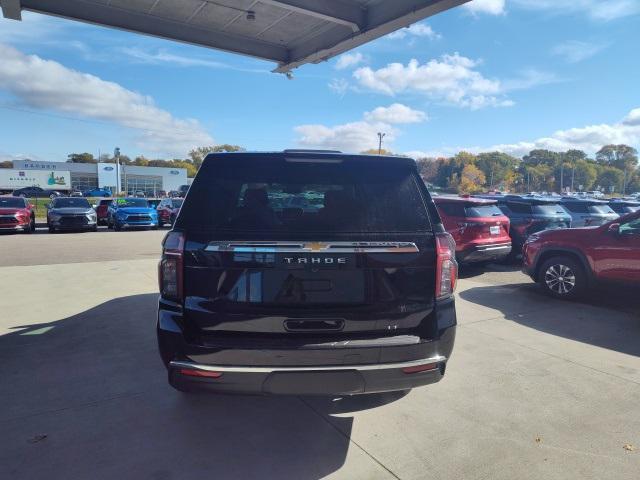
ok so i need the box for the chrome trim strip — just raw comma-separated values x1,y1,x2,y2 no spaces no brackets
476,244,512,251
205,241,419,254
169,356,446,374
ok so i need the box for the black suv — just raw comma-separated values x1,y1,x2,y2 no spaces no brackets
157,150,457,395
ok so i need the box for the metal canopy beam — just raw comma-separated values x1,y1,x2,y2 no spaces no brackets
1,0,22,20
17,0,289,62
275,0,470,73
4,0,471,73
259,0,365,32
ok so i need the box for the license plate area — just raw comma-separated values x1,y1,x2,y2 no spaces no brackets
490,226,500,235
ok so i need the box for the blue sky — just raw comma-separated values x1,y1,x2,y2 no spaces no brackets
1,0,639,162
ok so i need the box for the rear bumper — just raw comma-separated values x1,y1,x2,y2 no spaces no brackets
457,242,511,264
157,297,456,395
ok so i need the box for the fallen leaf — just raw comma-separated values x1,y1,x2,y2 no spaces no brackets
535,436,542,444
27,434,47,444
623,444,635,452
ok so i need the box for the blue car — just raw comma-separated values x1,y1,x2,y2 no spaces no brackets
107,197,158,231
83,188,112,197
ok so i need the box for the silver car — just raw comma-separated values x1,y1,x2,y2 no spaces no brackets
559,198,619,227
47,197,98,233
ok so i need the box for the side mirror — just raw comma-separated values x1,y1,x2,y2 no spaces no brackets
608,223,620,234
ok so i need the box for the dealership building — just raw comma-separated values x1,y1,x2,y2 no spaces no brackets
10,160,188,195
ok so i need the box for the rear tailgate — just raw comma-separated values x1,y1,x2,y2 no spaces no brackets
182,235,437,336
175,153,439,341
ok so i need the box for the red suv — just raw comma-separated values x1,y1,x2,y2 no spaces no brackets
156,198,183,227
523,210,640,299
0,196,36,233
434,195,511,264
95,198,113,226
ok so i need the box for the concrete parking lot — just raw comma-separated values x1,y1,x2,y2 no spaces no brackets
1,229,638,479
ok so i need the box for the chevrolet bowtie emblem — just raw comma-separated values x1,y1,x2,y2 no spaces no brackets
305,242,328,251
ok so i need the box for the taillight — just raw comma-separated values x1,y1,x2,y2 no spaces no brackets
159,231,185,301
435,232,457,300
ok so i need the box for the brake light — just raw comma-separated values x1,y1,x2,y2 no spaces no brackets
179,368,222,379
159,231,185,301
435,232,457,300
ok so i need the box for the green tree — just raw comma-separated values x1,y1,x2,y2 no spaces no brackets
67,153,96,163
571,159,597,191
188,144,245,167
596,144,638,171
474,151,519,189
133,156,150,166
522,149,562,168
596,166,624,193
457,164,486,194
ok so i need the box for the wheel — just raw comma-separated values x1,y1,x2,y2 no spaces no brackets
24,217,35,234
49,193,57,199
538,256,587,300
114,222,122,232
92,225,98,232
48,226,55,233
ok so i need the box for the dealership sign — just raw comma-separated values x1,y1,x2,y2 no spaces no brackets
0,169,71,190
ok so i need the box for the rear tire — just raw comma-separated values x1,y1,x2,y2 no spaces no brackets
114,223,122,232
24,218,35,234
538,256,587,300
48,226,55,234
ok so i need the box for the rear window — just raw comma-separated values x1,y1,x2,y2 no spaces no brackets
180,157,431,234
465,205,503,217
562,202,589,213
0,197,26,208
52,198,90,208
589,204,616,214
99,199,112,206
532,204,567,215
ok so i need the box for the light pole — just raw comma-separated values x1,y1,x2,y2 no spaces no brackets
114,147,121,195
377,132,386,154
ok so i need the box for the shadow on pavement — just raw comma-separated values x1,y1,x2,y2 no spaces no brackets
0,293,401,480
457,262,522,279
459,283,640,357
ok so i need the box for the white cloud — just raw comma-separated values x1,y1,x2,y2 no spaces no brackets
502,68,562,91
328,78,350,96
335,52,365,70
0,43,213,156
551,40,609,63
295,103,427,152
487,107,640,156
513,0,640,21
120,47,269,73
464,0,506,15
387,23,440,40
364,103,427,124
353,54,511,110
295,121,396,153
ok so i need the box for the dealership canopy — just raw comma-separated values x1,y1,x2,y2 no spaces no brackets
1,0,469,72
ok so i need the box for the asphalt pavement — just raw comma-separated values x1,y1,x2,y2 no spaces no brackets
1,229,638,479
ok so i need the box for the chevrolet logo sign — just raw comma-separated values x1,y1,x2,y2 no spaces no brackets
304,242,329,251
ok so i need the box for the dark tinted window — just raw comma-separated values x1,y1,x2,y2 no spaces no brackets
436,202,466,217
180,157,431,234
465,205,503,217
52,198,91,208
506,202,531,214
0,197,26,208
99,199,112,206
563,202,589,213
532,204,568,215
170,199,183,208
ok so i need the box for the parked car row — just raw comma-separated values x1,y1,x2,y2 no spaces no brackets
0,195,183,234
433,193,639,300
